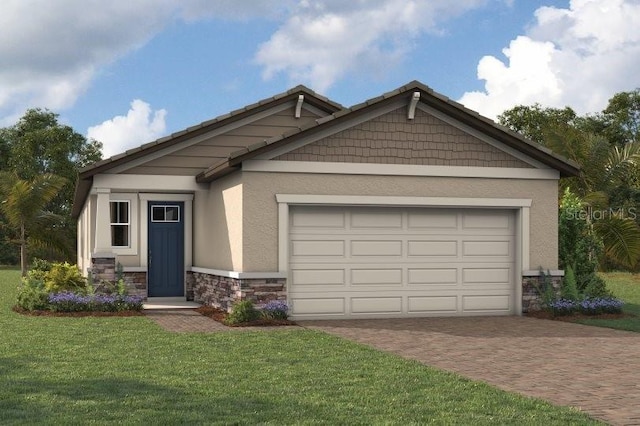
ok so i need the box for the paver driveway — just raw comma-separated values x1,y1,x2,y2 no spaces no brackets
300,316,640,425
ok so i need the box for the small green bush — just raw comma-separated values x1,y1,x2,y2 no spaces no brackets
225,300,260,325
16,276,49,311
44,262,87,294
583,274,612,298
560,265,579,301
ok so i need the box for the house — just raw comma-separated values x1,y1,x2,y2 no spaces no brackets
72,81,578,319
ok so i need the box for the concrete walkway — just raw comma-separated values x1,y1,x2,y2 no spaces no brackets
300,316,640,426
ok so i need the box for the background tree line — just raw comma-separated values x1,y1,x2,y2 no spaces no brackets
499,88,640,284
0,109,102,271
1,91,639,277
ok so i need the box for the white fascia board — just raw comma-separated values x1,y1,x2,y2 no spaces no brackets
275,194,532,208
94,174,206,192
416,103,549,169
190,266,287,280
107,101,297,174
243,160,559,180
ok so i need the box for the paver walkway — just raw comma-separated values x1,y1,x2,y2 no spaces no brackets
144,309,298,333
300,317,640,426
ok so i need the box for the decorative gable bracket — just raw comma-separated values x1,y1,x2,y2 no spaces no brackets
295,95,304,119
407,91,420,120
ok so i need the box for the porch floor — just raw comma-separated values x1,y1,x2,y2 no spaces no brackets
143,300,201,310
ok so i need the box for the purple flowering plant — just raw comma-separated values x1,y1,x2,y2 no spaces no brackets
260,300,289,320
546,297,624,316
48,291,143,312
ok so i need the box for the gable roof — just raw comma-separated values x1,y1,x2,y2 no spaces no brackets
71,85,343,217
73,80,580,218
196,80,580,182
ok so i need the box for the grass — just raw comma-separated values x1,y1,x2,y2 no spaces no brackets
575,272,640,332
0,270,598,425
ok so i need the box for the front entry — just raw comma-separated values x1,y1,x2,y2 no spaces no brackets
148,201,185,297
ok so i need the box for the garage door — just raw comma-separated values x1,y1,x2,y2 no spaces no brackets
288,206,515,319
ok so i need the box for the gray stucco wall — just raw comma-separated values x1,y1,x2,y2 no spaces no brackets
239,171,559,272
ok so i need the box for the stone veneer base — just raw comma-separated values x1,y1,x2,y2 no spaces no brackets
190,271,286,312
186,270,562,315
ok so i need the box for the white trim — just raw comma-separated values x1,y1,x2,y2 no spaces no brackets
243,160,559,180
123,266,147,272
94,174,206,192
416,103,549,169
275,194,532,208
107,101,298,174
520,207,530,271
190,266,287,280
139,193,194,202
108,194,139,256
255,100,406,159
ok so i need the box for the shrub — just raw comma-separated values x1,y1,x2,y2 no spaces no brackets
583,274,612,298
225,300,260,325
44,262,87,294
560,265,579,301
30,258,52,274
261,300,289,320
15,276,49,311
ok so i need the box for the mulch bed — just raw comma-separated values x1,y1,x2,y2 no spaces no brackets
526,310,634,322
195,306,296,327
12,306,144,317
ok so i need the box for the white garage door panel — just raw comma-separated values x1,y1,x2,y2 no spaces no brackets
408,268,458,285
289,206,516,319
462,295,511,312
463,240,510,257
351,297,402,314
351,240,403,256
351,211,402,228
408,240,457,256
351,269,403,285
292,298,345,315
291,240,345,257
292,269,345,285
463,268,511,284
408,296,458,313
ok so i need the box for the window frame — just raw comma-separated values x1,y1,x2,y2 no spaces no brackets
151,205,181,223
109,200,131,248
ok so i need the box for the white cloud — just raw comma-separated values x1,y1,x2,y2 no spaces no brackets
87,100,167,158
0,0,288,125
459,0,640,119
255,0,489,92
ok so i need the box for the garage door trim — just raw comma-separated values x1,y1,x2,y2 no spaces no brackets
276,194,531,316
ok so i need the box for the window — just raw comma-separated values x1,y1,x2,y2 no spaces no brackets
110,201,129,247
151,205,180,222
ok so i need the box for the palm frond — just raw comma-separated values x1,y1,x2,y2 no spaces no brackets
593,217,640,268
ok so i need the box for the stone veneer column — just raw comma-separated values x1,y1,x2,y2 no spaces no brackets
521,271,563,313
90,254,116,283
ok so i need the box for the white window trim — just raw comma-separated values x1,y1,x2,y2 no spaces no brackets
151,205,181,223
109,194,138,255
276,194,531,316
109,200,130,248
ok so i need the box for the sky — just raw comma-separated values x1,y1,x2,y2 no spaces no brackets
2,0,640,158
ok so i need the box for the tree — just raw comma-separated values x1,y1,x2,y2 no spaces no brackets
0,172,68,276
0,109,102,264
500,98,640,269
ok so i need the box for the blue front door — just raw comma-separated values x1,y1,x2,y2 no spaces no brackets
148,202,184,297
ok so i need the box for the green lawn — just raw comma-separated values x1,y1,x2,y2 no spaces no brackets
575,272,640,332
0,270,597,425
